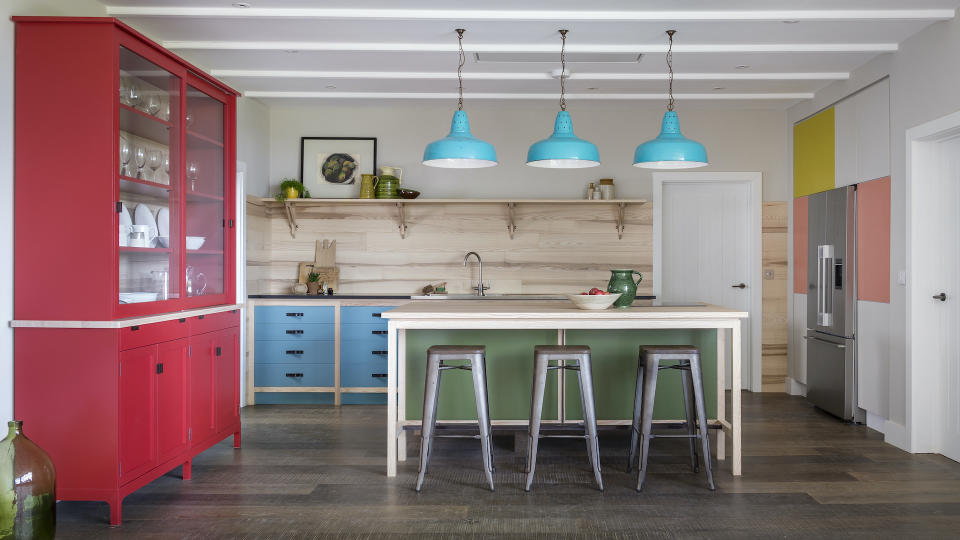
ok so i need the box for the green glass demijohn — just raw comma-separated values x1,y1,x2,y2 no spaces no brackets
607,269,643,308
1,421,56,540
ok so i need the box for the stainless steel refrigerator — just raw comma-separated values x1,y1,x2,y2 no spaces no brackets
806,186,865,422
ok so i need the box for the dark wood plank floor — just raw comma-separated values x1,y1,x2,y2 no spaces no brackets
57,393,960,538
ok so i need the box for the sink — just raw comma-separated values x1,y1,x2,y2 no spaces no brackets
410,294,567,300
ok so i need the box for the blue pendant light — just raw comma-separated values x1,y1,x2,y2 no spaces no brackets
526,30,600,169
633,30,708,169
423,29,498,168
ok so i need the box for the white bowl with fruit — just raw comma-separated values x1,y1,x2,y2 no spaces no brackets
567,288,622,310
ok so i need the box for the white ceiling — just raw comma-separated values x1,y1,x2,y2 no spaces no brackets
102,0,960,108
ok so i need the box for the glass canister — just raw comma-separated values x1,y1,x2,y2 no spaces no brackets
598,179,615,200
0,421,56,540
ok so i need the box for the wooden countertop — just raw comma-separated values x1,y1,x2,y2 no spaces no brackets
381,300,748,320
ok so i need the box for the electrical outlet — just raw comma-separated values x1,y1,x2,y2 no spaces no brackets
763,270,775,280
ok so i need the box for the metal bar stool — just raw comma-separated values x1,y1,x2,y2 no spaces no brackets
526,345,603,492
416,345,495,492
627,345,715,492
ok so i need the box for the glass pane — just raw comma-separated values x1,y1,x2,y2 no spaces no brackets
184,85,224,298
118,46,181,305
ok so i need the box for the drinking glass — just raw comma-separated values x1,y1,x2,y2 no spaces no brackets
186,161,199,191
118,77,130,106
161,97,170,121
127,81,142,110
119,136,131,177
134,145,146,179
147,150,162,182
163,152,170,183
185,109,194,128
146,94,161,116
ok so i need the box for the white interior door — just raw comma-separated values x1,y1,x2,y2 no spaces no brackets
656,176,760,390
934,136,960,462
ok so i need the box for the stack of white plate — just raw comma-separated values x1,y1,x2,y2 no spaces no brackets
119,292,159,304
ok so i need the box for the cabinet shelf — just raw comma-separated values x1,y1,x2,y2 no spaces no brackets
186,249,223,256
119,175,171,200
119,103,171,145
187,130,223,148
119,246,171,254
187,190,224,202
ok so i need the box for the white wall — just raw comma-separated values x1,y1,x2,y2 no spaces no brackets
1,0,108,424
787,15,960,438
267,100,789,202
237,97,271,197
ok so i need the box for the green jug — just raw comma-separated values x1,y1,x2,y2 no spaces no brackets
375,175,400,199
607,269,643,308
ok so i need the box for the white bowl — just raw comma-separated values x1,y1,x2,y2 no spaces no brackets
566,293,622,310
186,236,205,250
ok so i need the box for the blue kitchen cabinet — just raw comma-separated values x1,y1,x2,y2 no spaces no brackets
340,306,393,404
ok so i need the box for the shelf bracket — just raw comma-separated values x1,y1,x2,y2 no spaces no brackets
616,202,626,240
396,202,407,239
283,201,299,238
506,202,518,239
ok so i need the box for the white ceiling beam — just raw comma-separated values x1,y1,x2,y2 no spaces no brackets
243,91,814,100
213,69,849,81
165,41,898,53
107,7,955,22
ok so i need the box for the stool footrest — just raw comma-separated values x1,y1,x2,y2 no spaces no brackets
649,433,704,440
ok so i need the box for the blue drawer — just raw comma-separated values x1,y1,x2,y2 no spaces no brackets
255,363,334,387
255,340,334,364
341,340,390,363
341,306,395,325
256,323,334,341
341,357,389,387
255,306,335,324
341,323,390,343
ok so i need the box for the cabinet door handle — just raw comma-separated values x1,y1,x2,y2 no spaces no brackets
284,372,304,378
286,329,304,335
372,330,388,335
371,313,382,318
371,373,387,378
198,315,205,320
215,346,222,356
285,350,304,355
286,312,304,317
156,362,164,374
371,350,388,355
131,325,140,331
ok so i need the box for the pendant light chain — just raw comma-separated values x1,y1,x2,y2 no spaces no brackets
456,29,466,110
666,29,676,112
559,29,568,111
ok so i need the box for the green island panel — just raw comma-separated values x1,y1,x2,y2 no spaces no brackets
405,330,560,421
404,329,717,422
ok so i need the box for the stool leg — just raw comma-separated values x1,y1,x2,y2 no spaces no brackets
627,358,644,473
637,355,659,492
525,354,549,492
680,364,700,473
416,356,442,492
481,357,495,473
689,354,716,491
471,355,495,492
577,354,603,492
424,366,442,475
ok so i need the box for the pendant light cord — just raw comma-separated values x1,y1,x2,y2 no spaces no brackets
666,30,676,112
559,29,568,111
456,28,466,111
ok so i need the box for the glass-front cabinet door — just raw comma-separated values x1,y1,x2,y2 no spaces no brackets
184,75,231,308
117,44,182,311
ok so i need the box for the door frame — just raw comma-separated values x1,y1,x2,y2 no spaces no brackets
905,110,960,453
653,171,764,392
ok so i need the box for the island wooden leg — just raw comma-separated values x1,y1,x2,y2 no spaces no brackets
731,321,742,476
397,328,407,462
716,327,726,461
387,322,398,477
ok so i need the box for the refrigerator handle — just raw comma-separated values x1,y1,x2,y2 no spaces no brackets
817,245,835,326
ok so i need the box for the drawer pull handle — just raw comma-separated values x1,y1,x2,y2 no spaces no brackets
286,330,304,335
371,330,388,335
178,318,186,323
286,312,304,317
284,372,304,378
371,313,382,318
371,373,387,378
285,350,304,355
198,315,205,319
371,350,388,355
215,346,222,356
131,325,140,331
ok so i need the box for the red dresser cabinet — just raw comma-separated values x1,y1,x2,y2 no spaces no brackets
13,18,241,526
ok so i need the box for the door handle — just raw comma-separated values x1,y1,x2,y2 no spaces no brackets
285,329,304,335
371,313,382,318
371,330,388,335
285,350,304,355
371,350,388,355
371,373,387,378
285,312,304,317
731,283,746,289
803,335,846,349
284,372,304,378
933,292,947,302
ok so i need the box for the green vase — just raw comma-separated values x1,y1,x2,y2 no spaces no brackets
607,269,643,308
1,421,56,540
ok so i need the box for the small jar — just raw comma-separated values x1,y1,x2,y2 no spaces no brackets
586,183,595,200
598,178,615,200
592,189,601,200
129,225,150,248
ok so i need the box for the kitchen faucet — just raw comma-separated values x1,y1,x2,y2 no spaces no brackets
463,251,489,296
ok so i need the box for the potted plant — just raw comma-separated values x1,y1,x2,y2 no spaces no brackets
306,272,321,295
275,178,310,201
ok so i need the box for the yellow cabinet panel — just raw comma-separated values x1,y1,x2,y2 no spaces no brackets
793,108,836,198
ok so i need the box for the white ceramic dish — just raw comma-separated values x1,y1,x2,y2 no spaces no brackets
186,236,205,250
566,293,622,310
119,292,159,304
134,203,158,247
157,207,169,237
119,203,133,227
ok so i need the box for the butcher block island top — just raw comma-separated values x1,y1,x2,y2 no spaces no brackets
382,300,748,321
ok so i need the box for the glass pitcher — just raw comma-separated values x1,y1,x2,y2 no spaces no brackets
185,266,207,297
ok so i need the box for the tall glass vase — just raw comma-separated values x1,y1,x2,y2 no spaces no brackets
1,421,56,540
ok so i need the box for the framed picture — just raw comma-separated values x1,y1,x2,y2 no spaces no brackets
300,137,377,198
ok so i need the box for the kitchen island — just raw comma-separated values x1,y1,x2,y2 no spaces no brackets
382,300,748,477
